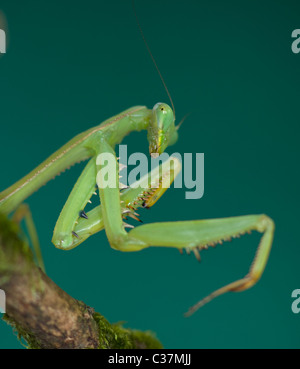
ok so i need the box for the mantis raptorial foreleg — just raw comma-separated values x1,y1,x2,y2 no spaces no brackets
52,157,97,249
96,138,129,250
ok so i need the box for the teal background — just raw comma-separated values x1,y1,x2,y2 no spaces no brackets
0,0,299,348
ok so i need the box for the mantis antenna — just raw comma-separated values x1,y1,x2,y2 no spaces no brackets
132,0,176,121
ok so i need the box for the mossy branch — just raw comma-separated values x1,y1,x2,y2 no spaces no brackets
0,213,162,349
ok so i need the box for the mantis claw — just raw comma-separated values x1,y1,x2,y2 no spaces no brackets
79,210,88,219
127,212,143,223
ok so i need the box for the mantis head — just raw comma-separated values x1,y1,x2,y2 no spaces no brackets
148,102,178,156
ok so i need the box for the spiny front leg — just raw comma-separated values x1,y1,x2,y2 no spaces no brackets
128,214,275,316
95,138,130,249
52,157,98,249
51,146,180,249
95,138,182,252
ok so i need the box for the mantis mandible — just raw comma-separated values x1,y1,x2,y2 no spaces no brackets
0,5,275,317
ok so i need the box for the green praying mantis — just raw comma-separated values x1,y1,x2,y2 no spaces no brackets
0,6,275,317
0,102,274,316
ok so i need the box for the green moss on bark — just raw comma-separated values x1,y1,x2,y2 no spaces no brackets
93,313,163,349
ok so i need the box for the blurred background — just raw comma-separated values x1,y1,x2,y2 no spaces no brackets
0,0,299,348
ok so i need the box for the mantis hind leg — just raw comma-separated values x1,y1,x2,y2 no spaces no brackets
128,214,274,316
12,203,45,272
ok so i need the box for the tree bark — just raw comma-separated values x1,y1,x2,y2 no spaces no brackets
0,213,162,349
